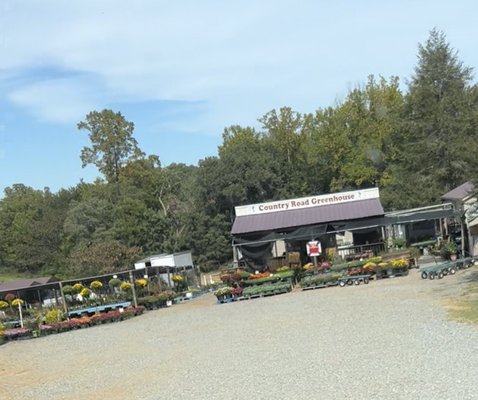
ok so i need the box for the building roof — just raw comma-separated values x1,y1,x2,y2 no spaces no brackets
0,276,56,294
442,182,475,201
231,198,384,236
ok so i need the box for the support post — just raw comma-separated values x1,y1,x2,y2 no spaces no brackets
167,266,172,288
58,282,68,315
129,271,138,308
18,303,23,328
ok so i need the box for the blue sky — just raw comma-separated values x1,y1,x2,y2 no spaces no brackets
1,0,478,195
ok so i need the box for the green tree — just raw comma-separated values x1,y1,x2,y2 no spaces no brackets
0,185,72,274
78,109,145,183
68,239,142,277
302,76,403,198
399,29,478,205
259,107,309,197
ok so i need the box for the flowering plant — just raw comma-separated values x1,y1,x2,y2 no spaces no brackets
363,262,377,272
80,288,92,298
11,298,24,307
172,275,183,283
72,283,84,294
0,300,9,310
302,263,314,271
45,309,63,324
3,327,32,340
249,271,271,279
231,286,243,296
39,324,57,334
214,287,233,297
391,258,408,269
135,278,148,288
120,282,132,291
90,281,103,290
220,274,232,283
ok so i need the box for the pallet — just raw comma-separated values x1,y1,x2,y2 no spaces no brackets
302,284,327,291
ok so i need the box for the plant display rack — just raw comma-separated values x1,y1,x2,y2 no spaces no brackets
215,281,291,304
300,272,342,291
67,301,132,317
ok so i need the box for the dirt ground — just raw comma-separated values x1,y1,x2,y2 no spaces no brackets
1,266,477,400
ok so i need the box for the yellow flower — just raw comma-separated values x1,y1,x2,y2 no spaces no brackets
12,298,24,307
135,278,148,288
391,258,408,268
90,280,103,290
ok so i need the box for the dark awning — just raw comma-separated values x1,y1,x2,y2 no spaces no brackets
231,198,384,236
234,224,328,247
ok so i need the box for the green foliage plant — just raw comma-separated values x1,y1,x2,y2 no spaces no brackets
62,285,73,295
108,278,122,288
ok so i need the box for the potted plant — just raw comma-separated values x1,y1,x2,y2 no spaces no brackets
441,241,458,260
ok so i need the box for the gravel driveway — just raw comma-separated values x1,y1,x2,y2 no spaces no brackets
1,269,477,400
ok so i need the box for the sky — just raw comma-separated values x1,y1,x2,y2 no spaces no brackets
1,0,478,195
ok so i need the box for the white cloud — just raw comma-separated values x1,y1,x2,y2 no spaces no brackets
1,0,478,131
7,77,101,124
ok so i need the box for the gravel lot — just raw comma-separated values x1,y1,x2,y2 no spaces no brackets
1,268,477,400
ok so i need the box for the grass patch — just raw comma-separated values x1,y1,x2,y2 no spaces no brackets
443,268,478,324
447,299,478,323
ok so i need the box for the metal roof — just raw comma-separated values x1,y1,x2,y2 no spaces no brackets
442,182,475,201
231,198,384,236
0,277,56,294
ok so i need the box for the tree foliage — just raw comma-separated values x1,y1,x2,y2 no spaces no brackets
1,29,478,278
78,109,145,183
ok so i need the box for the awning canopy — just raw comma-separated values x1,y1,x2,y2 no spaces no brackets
232,205,456,247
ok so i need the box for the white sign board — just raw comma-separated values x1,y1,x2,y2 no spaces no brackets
306,241,322,257
235,188,379,217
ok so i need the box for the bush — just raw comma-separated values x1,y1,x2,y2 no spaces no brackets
45,309,63,324
393,238,407,249
62,285,73,294
109,278,122,288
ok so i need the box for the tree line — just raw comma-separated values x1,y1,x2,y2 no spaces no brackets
1,29,478,278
